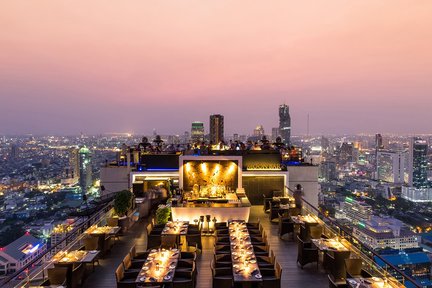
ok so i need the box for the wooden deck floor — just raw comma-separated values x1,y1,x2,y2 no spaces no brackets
83,206,328,288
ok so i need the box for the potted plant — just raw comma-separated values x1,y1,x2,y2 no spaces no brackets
114,190,133,231
155,205,171,225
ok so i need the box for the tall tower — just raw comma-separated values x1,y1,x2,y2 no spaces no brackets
375,134,384,150
408,137,428,188
79,146,92,195
191,121,205,143
69,147,80,180
210,114,224,144
279,104,291,146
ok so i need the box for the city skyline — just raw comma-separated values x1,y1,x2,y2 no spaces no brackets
1,1,432,135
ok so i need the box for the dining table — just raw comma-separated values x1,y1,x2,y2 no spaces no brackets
291,214,319,225
85,225,121,236
347,277,402,288
312,238,350,252
161,221,189,235
52,249,100,265
135,248,180,285
228,220,262,284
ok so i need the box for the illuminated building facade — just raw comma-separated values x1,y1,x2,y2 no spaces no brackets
338,197,372,224
253,125,265,137
209,114,224,144
0,234,46,275
79,146,92,194
353,216,419,250
377,150,406,184
191,121,204,143
409,137,429,188
279,104,291,146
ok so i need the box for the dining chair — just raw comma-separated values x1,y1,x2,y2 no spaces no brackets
46,266,68,286
296,235,319,269
115,263,138,288
211,267,233,288
344,258,372,278
186,233,202,253
71,263,85,288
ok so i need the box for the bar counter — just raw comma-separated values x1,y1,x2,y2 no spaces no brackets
171,195,251,222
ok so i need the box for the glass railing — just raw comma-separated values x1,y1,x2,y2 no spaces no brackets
286,186,422,288
0,201,114,288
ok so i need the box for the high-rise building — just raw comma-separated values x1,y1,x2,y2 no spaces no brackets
408,137,428,188
271,128,280,142
69,147,80,180
320,161,337,181
377,150,406,184
209,114,224,144
375,134,384,150
253,125,265,137
9,144,19,160
79,146,92,195
191,121,204,143
279,104,291,146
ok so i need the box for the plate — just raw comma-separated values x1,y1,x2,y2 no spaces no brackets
164,275,172,280
254,274,262,279
143,266,149,271
233,264,239,268
247,251,253,255
89,250,98,254
249,260,256,264
151,249,157,252
139,277,146,282
172,248,178,252
232,252,237,255
169,265,176,269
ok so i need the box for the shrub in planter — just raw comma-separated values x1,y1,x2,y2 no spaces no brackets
155,205,171,225
114,190,133,217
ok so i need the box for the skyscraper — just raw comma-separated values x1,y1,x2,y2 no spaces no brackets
191,121,204,143
279,104,291,146
377,150,406,184
408,137,429,188
9,144,19,160
375,134,384,150
79,146,92,195
69,147,80,180
209,114,224,144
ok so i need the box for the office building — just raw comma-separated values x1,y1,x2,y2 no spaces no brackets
337,197,372,224
353,216,419,250
408,137,429,188
320,161,337,181
69,147,80,180
79,146,92,195
271,127,280,142
279,104,291,146
191,121,204,143
209,114,224,144
375,134,384,150
377,150,406,184
9,144,19,160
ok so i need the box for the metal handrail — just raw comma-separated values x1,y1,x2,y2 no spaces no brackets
285,185,422,288
0,200,114,287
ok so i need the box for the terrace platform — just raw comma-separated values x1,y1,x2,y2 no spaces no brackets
83,206,328,288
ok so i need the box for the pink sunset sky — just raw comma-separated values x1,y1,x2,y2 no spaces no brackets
1,1,432,136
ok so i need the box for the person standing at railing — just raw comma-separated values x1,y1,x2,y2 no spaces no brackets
293,184,304,210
